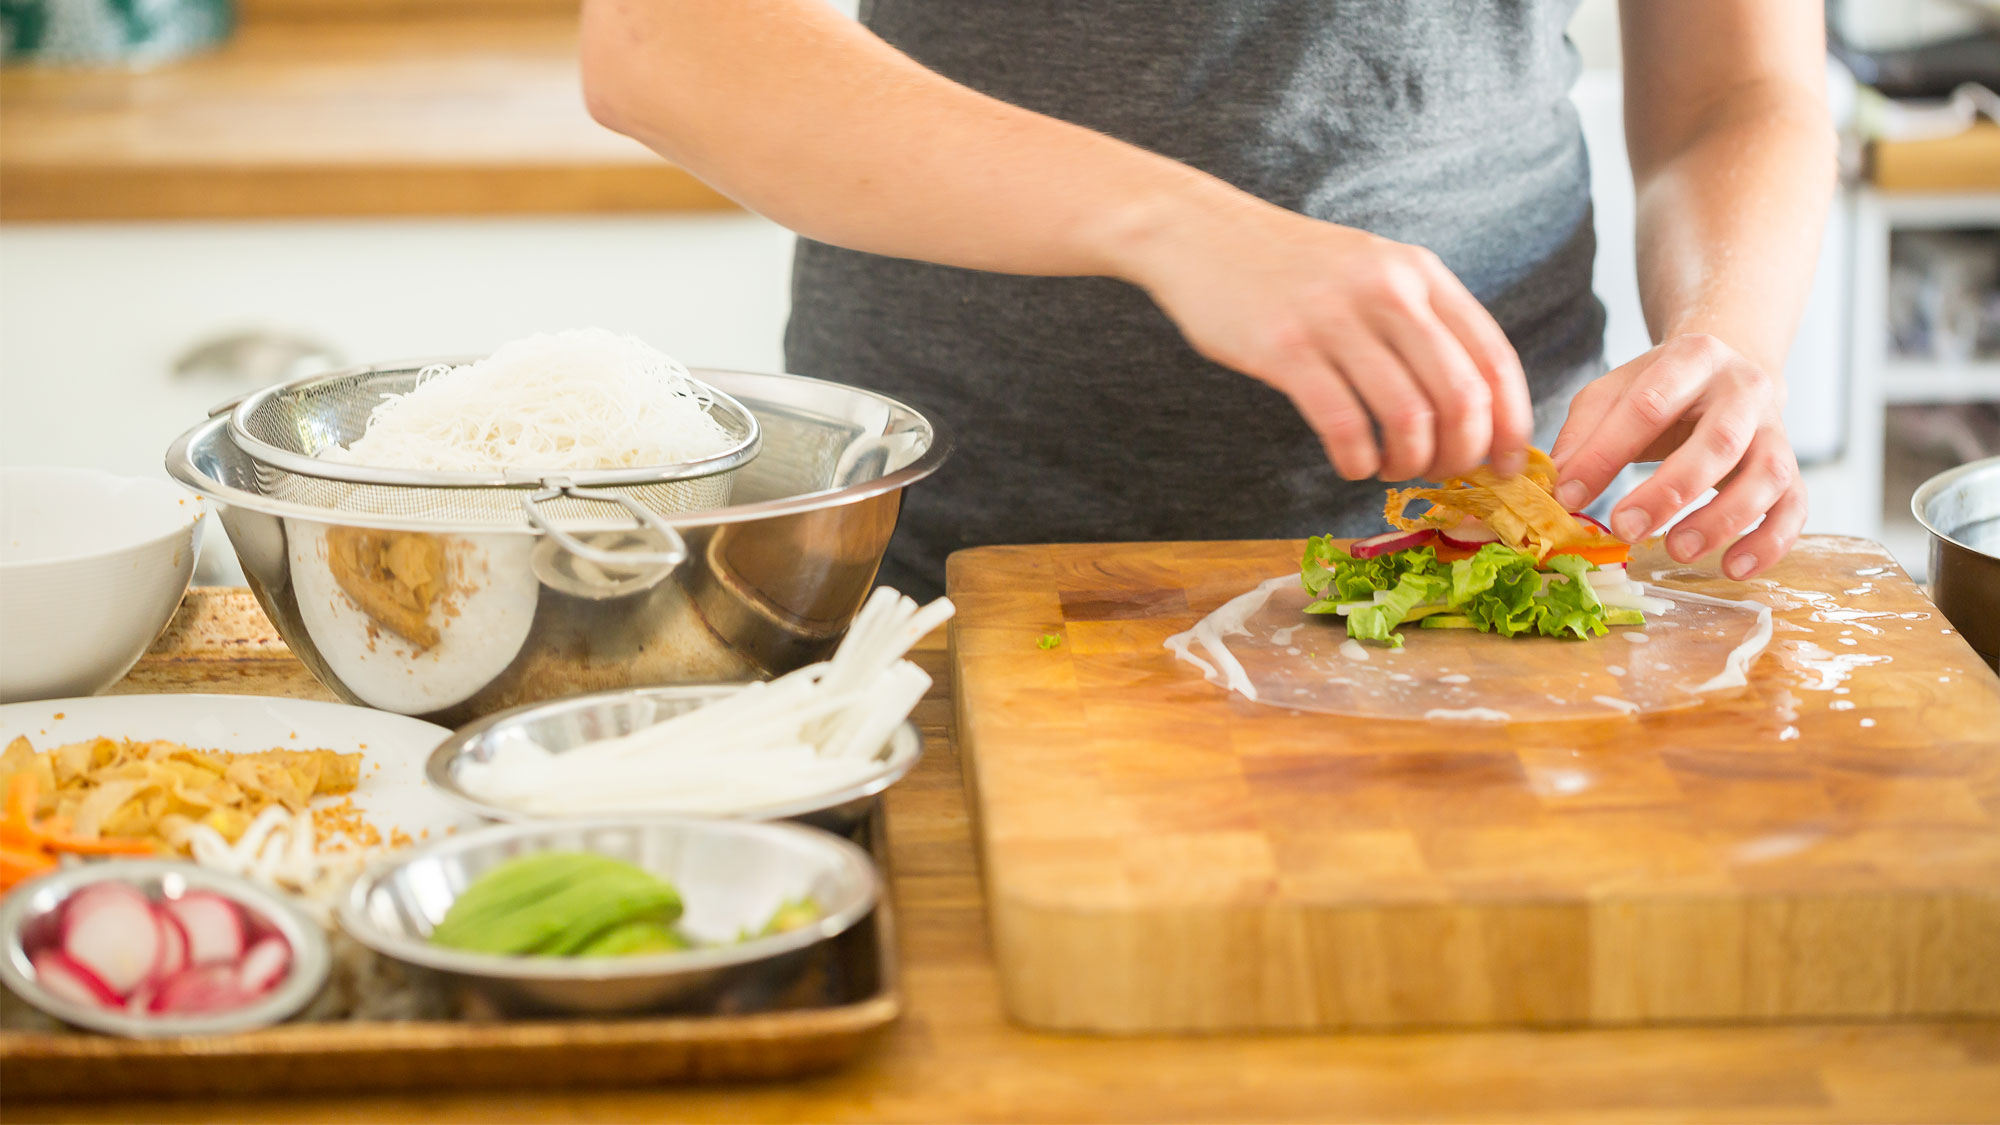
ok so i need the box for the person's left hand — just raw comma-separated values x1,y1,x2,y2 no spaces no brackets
1549,332,1806,580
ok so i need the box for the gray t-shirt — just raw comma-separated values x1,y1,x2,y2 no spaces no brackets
787,0,1604,599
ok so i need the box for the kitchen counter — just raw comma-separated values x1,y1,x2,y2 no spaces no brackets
0,17,731,221
7,588,1998,1123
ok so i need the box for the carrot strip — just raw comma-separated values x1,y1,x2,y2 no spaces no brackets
3,773,37,825
1547,543,1631,566
37,833,156,856
0,846,56,888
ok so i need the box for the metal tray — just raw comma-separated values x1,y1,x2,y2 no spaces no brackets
0,805,900,1099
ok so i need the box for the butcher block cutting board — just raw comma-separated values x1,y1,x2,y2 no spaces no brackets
947,535,2000,1032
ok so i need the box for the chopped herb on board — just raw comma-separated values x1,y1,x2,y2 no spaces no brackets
1037,633,1062,650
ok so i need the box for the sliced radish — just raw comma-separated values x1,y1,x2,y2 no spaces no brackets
236,937,292,995
31,949,122,1009
1570,511,1613,534
150,964,254,1015
1349,528,1438,559
149,904,190,985
126,983,158,1016
165,892,246,966
1437,519,1501,551
61,882,160,997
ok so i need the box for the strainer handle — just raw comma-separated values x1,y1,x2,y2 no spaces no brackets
521,485,689,570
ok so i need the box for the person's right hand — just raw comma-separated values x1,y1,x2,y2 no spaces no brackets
1112,192,1532,482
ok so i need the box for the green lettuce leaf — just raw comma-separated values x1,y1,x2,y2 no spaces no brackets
1300,536,1442,612
1343,573,1449,648
1531,553,1610,639
1298,536,1625,644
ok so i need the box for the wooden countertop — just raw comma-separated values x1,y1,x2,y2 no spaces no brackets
11,590,2000,1123
0,17,733,221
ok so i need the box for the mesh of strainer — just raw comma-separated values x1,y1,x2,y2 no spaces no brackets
227,362,760,529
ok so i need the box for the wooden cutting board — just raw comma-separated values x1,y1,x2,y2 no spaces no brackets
947,535,2000,1032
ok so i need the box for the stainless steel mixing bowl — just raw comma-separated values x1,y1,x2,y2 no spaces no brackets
425,684,923,835
1913,454,2000,672
165,368,948,726
336,817,878,1016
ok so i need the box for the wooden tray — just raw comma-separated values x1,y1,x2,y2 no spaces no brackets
950,536,2000,1033
0,806,900,1099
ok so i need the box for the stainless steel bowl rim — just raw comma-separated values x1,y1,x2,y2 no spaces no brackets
226,356,764,489
335,816,879,981
168,367,953,535
425,683,925,824
0,859,332,1039
1911,453,2000,559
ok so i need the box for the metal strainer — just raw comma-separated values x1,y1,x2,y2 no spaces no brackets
221,359,761,568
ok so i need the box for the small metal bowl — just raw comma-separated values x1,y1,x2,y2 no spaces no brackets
0,860,330,1038
424,684,923,835
336,816,878,1016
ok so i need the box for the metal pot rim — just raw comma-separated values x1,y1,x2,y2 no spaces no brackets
1910,453,2000,561
166,366,952,535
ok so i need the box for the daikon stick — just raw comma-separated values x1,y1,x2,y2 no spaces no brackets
458,590,954,815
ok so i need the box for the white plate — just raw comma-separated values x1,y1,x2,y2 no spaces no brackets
0,694,475,847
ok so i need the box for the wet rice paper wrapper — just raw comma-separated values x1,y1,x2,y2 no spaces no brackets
1165,572,1773,722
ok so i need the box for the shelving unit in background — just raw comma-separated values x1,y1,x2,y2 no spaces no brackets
1842,186,2000,579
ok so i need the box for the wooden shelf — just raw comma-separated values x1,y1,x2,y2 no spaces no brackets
0,16,734,221
1871,122,2000,193
1880,358,2000,404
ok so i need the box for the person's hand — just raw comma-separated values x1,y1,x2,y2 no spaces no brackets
1550,333,1805,580
1114,193,1532,482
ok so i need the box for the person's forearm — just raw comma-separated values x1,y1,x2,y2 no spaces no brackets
580,0,1235,281
1630,83,1837,376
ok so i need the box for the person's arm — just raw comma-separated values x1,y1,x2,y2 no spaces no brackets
1552,1,1836,578
580,0,1532,482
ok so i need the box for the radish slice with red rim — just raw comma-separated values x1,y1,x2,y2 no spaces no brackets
31,949,123,1009
60,882,160,997
165,891,246,966
150,964,255,1015
1349,528,1438,560
1437,519,1501,551
1570,511,1613,535
149,904,190,986
236,936,292,996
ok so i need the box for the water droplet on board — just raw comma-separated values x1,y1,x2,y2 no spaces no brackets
1833,687,1849,695
1286,646,1300,656
1608,665,1626,677
1782,640,1892,692
1438,673,1470,684
1537,768,1593,796
1860,717,1876,728
1778,725,1800,741
1831,699,1855,711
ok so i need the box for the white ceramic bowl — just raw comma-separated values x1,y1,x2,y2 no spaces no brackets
0,468,204,702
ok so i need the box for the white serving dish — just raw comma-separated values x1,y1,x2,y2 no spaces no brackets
0,467,205,702
0,693,475,844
